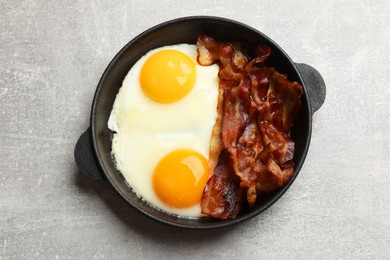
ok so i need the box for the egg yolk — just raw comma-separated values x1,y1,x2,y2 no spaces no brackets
152,149,209,208
140,50,196,103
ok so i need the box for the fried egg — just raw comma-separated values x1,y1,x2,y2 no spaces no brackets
108,44,219,217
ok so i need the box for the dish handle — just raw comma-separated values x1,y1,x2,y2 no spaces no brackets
295,63,326,113
74,127,105,180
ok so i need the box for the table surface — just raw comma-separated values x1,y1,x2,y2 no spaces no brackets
1,1,390,259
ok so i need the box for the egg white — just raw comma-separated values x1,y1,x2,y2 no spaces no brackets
108,44,219,217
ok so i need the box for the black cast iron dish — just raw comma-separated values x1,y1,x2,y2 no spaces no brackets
75,16,326,229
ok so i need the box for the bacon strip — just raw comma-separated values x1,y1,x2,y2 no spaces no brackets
198,35,303,219
267,71,303,132
221,77,251,149
201,150,245,219
197,35,222,66
197,35,247,83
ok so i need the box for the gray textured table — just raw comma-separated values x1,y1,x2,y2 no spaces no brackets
1,1,389,259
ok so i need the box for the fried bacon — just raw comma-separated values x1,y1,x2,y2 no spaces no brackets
267,71,303,131
198,35,303,219
221,77,251,148
201,150,245,219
